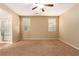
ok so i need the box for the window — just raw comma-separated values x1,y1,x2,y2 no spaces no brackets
0,19,12,41
22,17,31,32
48,18,56,32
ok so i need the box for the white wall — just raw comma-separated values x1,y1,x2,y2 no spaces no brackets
59,4,79,50
12,15,20,42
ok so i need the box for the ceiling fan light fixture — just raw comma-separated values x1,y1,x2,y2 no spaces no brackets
32,3,54,15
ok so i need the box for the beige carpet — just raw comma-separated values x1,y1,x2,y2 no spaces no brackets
0,40,79,56
0,43,7,48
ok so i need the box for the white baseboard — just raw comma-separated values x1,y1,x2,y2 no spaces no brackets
23,38,58,40
60,39,79,50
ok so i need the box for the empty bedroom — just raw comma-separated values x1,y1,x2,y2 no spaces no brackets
0,3,79,56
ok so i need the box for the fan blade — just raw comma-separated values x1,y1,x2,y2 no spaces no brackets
45,4,54,7
32,7,37,10
42,8,45,12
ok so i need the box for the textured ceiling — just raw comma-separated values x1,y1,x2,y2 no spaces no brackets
5,3,75,16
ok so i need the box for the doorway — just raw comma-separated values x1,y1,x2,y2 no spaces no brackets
0,18,12,43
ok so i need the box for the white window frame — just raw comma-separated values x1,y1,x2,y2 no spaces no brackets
22,17,31,32
48,18,56,32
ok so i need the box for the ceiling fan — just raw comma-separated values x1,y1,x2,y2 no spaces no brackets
32,3,54,12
